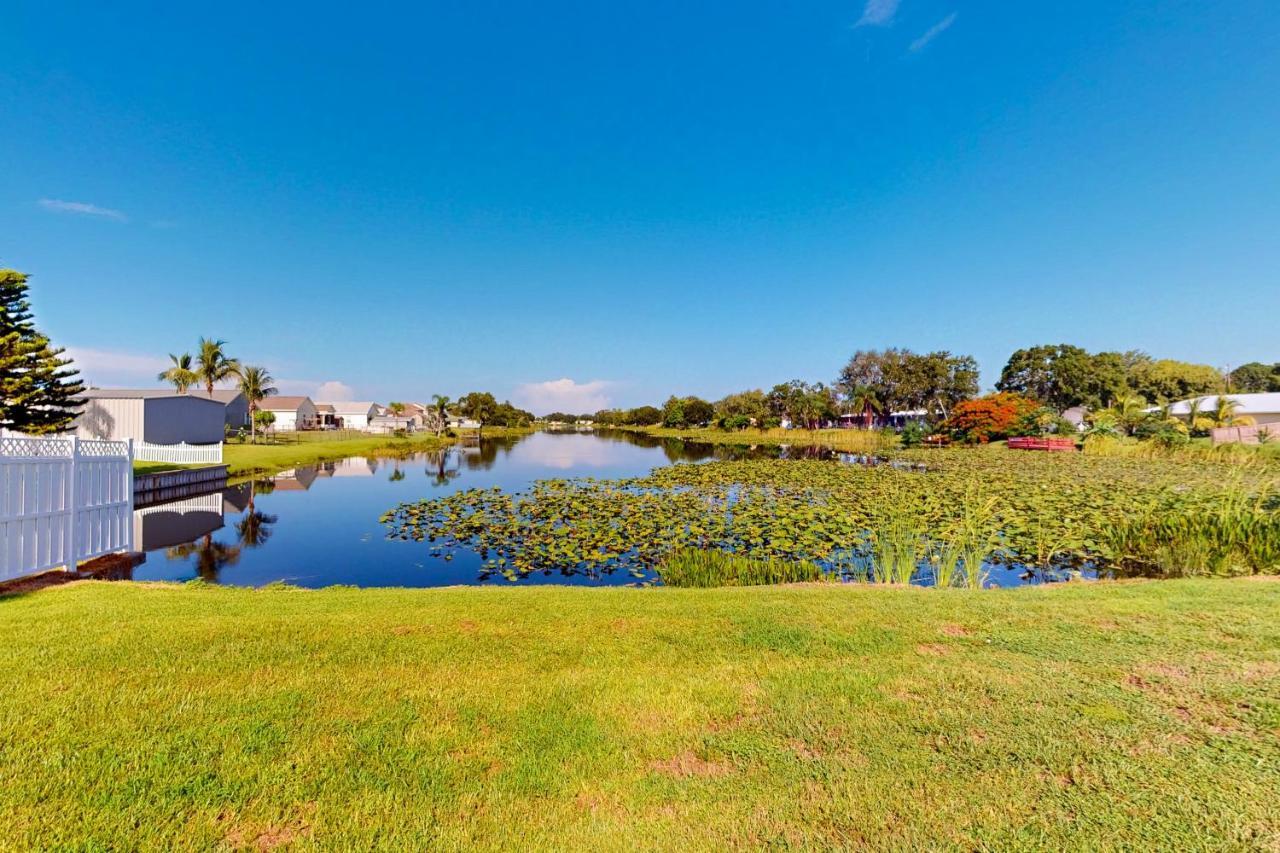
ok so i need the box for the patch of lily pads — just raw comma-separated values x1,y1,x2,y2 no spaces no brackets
380,452,1280,584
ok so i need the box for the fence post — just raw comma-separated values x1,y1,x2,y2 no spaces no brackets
126,438,135,552
66,436,79,571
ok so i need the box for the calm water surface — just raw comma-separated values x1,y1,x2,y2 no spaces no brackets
129,430,1061,588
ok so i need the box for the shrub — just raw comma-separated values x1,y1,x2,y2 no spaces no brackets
942,393,1038,444
721,414,751,431
900,421,928,448
1012,406,1078,437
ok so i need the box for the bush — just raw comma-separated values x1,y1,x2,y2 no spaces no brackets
900,421,928,448
1012,406,1077,438
942,393,1038,444
720,414,751,431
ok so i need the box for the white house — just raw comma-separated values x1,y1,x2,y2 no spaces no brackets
1167,393,1280,427
447,415,482,430
369,415,418,434
260,396,317,431
75,390,226,444
315,401,379,430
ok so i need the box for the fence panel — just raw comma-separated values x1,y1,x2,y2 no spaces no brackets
0,436,133,582
135,441,223,465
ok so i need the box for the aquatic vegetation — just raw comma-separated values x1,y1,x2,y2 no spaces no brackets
1102,483,1280,576
657,548,828,587
381,450,1280,584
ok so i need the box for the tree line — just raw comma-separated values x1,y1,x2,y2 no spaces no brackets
570,345,1259,434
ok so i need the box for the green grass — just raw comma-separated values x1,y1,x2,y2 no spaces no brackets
132,461,198,476
222,428,533,478
2,579,1277,849
613,424,900,453
223,433,454,477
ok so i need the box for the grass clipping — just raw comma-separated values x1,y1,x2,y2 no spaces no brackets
658,548,829,587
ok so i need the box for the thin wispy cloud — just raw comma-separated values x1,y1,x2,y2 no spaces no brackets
854,0,900,28
38,198,128,222
65,347,168,385
909,12,958,52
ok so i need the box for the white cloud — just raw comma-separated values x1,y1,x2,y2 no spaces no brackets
274,378,358,401
65,347,169,385
313,380,355,401
514,378,613,415
909,12,957,52
854,0,900,28
38,199,128,222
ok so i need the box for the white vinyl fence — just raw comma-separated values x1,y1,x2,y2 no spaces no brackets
135,441,223,465
0,436,134,582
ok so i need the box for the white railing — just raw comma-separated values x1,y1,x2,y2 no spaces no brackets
135,441,223,465
1,436,134,582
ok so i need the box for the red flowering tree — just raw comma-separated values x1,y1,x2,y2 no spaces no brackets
941,392,1038,444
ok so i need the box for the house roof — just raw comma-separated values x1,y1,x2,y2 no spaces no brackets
1167,393,1280,416
314,401,378,415
314,404,336,414
260,396,313,411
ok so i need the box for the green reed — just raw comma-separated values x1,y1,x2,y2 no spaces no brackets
657,548,829,588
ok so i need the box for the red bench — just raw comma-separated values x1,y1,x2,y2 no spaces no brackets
1007,436,1077,452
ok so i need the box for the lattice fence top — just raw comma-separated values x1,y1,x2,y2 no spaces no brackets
0,436,73,457
78,439,130,457
0,436,130,458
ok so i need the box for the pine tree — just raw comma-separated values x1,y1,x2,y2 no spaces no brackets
0,270,85,434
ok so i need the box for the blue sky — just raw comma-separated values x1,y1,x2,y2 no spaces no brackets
3,2,1278,413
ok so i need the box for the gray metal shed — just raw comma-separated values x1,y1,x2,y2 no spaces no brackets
193,390,251,428
76,390,227,444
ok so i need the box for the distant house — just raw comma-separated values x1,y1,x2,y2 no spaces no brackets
1167,393,1280,427
447,415,482,430
75,390,226,445
314,401,379,430
192,389,250,429
1061,406,1090,431
260,396,317,431
369,415,418,434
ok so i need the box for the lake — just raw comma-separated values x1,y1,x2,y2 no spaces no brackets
127,430,1066,588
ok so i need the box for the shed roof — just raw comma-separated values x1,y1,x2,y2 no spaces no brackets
1166,393,1280,415
81,389,223,406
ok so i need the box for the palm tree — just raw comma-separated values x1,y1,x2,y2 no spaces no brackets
1209,395,1241,428
430,394,452,437
195,337,242,396
158,353,197,394
846,385,883,430
237,365,277,444
387,401,407,417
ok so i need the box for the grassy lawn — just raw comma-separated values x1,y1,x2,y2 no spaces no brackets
221,428,533,478
2,580,1276,849
222,433,455,477
132,460,198,476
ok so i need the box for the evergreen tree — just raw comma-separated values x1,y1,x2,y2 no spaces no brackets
0,270,84,434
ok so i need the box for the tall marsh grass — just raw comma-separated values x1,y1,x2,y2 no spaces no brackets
657,549,829,587
1103,484,1280,576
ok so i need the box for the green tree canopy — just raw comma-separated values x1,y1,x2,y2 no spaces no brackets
0,270,85,434
837,349,978,419
1126,358,1223,404
1229,362,1280,393
995,344,1127,411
